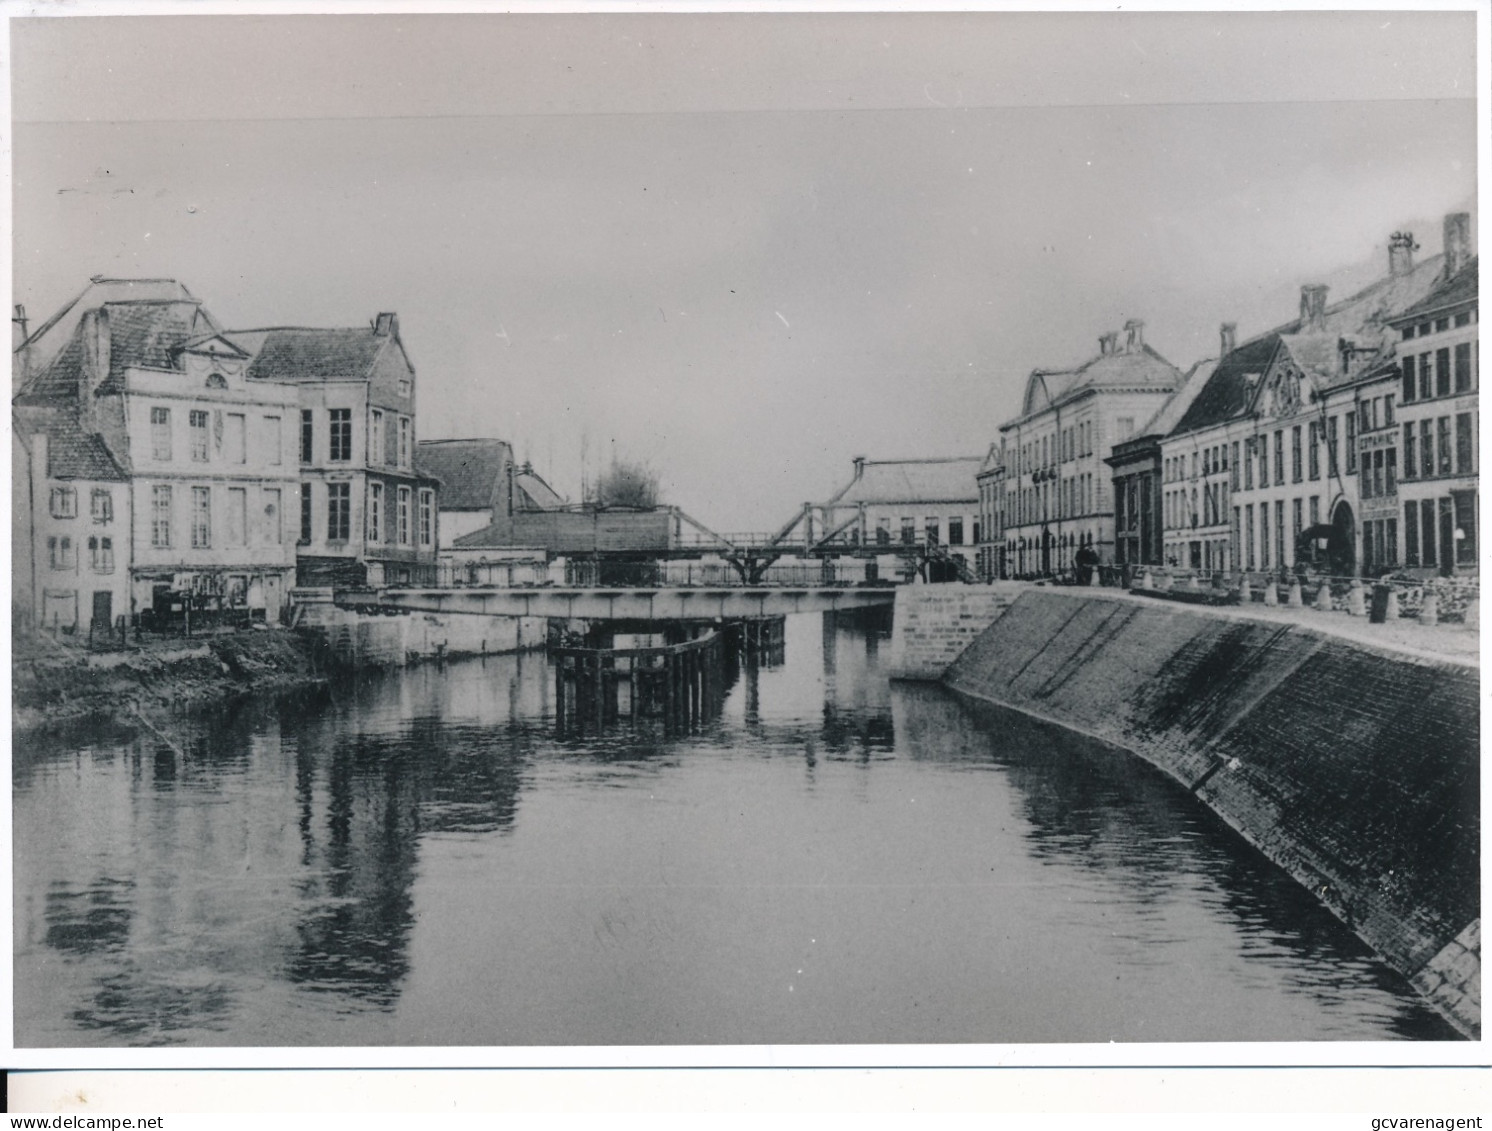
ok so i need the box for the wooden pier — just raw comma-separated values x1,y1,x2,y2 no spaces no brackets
553,631,725,734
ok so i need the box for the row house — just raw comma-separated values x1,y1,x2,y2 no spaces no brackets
1386,223,1478,577
228,315,441,587
1157,217,1467,578
13,280,300,629
973,442,1004,581
416,437,566,549
997,320,1181,577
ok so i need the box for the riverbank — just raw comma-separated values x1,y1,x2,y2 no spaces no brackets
928,586,1480,1038
12,628,329,738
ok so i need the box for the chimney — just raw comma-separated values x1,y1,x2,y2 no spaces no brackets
1338,336,1358,377
373,312,399,338
77,307,109,431
1388,231,1417,277
1443,212,1472,278
852,456,866,480
1123,319,1145,352
1219,322,1237,357
1098,331,1119,356
1299,285,1328,332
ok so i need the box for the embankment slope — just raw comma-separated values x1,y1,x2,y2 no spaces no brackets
940,588,1479,1038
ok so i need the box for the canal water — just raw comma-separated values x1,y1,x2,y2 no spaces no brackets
15,614,1457,1046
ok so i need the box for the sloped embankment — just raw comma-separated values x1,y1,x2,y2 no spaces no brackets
941,589,1480,1038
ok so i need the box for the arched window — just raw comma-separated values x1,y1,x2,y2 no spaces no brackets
206,372,228,389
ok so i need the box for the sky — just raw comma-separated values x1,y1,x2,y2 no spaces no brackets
10,11,1480,532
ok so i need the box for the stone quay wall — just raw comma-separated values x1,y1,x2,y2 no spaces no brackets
884,583,1026,679
293,590,545,669
914,585,1479,1038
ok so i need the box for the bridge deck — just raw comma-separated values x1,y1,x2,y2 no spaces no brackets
334,585,898,620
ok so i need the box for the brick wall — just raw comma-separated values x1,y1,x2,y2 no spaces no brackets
943,587,1480,1038
885,583,1025,680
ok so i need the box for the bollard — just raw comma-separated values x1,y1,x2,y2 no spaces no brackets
1384,588,1400,621
1262,577,1278,606
1237,576,1252,605
1346,579,1365,617
1177,573,1196,592
1465,597,1479,632
1315,581,1333,612
1286,579,1303,608
1419,590,1439,627
1140,568,1154,591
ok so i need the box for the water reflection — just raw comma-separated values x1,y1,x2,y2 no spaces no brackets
14,611,1458,1045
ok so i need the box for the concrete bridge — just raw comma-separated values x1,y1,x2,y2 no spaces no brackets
332,585,898,621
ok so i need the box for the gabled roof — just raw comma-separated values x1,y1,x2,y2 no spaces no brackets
415,438,512,510
1006,342,1182,429
15,277,197,377
232,327,397,382
1169,250,1452,438
13,403,127,481
1390,257,1479,324
824,457,981,507
1121,356,1220,451
15,299,218,401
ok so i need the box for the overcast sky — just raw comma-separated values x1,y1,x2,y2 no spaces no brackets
11,12,1479,531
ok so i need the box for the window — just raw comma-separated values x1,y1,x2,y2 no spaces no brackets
368,482,383,543
370,410,384,465
225,413,246,464
398,417,411,468
1274,430,1285,485
151,406,172,461
49,486,77,518
1307,422,1320,481
1359,400,1372,434
1421,499,1437,566
48,535,74,570
1245,504,1255,569
1309,496,1319,526
1386,448,1397,494
264,488,282,545
152,485,172,548
1436,317,1450,334
90,488,112,523
1230,443,1241,491
1456,413,1474,474
1292,498,1302,549
299,483,312,544
227,487,247,546
1244,439,1254,490
397,486,411,545
329,408,352,462
397,378,411,399
1345,414,1357,473
876,517,891,546
1259,500,1270,567
1418,353,1433,400
419,489,434,548
1327,416,1339,476
1403,424,1417,479
1402,356,1416,403
1405,502,1420,566
925,517,940,544
264,416,282,465
1455,343,1474,392
1384,395,1395,428
1437,416,1452,476
300,410,314,464
190,409,210,462
948,516,964,546
900,516,915,546
1436,348,1452,398
1275,501,1285,569
1291,426,1302,483
89,535,114,573
191,486,212,548
327,482,351,542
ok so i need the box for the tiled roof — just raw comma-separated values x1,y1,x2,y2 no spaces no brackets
1391,257,1479,323
13,403,127,481
825,457,982,507
16,299,215,401
1168,251,1452,438
236,327,392,382
1124,356,1220,447
15,278,197,377
415,438,512,510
